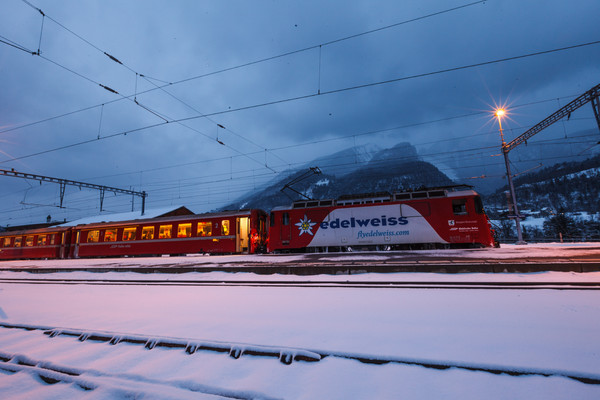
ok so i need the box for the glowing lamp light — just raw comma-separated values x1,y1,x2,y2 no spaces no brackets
495,108,506,118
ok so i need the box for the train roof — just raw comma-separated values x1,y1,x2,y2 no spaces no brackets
57,206,194,227
63,209,260,229
272,185,478,211
0,225,72,237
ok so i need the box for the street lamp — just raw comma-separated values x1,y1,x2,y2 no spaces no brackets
495,108,526,245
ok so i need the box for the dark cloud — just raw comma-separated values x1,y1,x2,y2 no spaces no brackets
1,0,599,225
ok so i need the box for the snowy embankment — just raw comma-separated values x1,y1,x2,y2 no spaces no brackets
0,244,599,399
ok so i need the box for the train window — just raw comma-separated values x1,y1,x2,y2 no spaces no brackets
178,223,192,238
307,201,319,207
122,227,137,241
282,212,290,226
159,225,172,239
87,230,100,243
104,229,117,242
2,237,11,247
412,192,427,199
142,226,154,240
221,220,230,235
38,235,47,246
25,236,34,247
270,213,275,227
14,237,22,247
293,202,306,209
395,193,411,200
320,200,333,206
198,222,212,236
474,196,484,214
452,199,468,215
428,190,445,198
49,234,56,245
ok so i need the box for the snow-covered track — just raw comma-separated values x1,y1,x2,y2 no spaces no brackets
1,277,600,290
0,351,278,399
2,322,599,385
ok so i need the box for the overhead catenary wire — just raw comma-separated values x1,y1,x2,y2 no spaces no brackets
2,39,599,166
2,0,489,138
14,0,306,168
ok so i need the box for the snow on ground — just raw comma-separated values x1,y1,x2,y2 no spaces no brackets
1,244,600,399
0,243,599,270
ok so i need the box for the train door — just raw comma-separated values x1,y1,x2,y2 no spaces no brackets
280,212,291,244
236,217,250,253
73,230,80,258
59,232,66,259
60,230,72,259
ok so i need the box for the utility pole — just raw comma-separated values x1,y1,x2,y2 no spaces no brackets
492,81,600,245
495,109,525,244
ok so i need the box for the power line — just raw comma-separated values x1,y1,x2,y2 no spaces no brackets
2,0,488,137
3,37,598,166
14,0,287,168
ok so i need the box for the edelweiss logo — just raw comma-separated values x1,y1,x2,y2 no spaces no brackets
295,215,316,236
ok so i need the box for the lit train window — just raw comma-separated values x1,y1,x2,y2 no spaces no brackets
2,237,11,247
25,236,34,247
104,229,117,242
14,237,22,247
141,226,154,240
221,220,230,235
38,235,47,246
198,222,212,236
122,227,137,241
452,199,468,215
178,223,192,238
87,230,100,243
159,225,172,239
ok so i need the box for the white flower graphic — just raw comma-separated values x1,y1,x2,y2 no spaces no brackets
295,214,316,236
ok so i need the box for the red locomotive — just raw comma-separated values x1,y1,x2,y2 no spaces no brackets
268,186,497,252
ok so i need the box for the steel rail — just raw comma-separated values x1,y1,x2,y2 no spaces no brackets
1,278,599,290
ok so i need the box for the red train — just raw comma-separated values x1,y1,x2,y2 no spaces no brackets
0,209,268,260
0,186,497,260
268,186,497,252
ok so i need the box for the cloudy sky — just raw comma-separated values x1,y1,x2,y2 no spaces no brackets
1,0,599,226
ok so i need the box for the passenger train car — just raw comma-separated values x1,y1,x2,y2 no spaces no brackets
0,209,267,260
0,226,73,260
268,186,497,252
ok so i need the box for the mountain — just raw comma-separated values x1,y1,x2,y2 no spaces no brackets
433,128,600,195
484,153,600,216
221,142,453,211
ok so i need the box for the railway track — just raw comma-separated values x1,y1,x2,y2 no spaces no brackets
1,277,600,290
1,322,599,386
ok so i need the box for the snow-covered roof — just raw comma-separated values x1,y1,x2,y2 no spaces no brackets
57,206,193,227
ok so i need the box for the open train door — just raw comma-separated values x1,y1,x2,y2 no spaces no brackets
59,229,73,259
73,230,81,258
236,217,250,253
